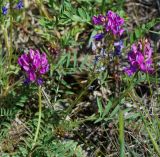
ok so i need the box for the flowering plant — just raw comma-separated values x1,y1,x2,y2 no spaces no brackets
92,10,125,74
18,49,49,85
125,39,154,76
1,0,23,15
92,10,124,40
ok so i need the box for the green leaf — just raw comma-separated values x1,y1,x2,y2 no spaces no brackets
130,32,134,43
97,97,103,117
110,104,120,118
73,51,77,68
80,55,88,69
71,15,82,22
119,110,125,157
78,8,86,19
135,28,141,38
102,100,112,118
66,52,71,68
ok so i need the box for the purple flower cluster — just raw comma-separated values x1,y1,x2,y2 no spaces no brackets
106,11,124,36
15,0,24,9
125,39,154,76
92,10,124,40
18,49,49,85
2,3,9,15
92,14,106,25
2,0,23,15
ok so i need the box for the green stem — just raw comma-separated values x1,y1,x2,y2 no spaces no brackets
101,0,105,14
1,25,10,95
32,86,42,147
119,110,125,157
2,25,10,56
9,0,13,69
146,72,152,96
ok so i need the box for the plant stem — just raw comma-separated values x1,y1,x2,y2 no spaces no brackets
9,0,13,69
146,72,152,96
119,110,125,157
32,85,42,148
1,25,10,96
2,25,10,57
101,0,105,14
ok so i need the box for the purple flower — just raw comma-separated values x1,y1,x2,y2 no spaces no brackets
2,1,23,15
2,3,9,15
93,33,104,41
24,77,30,85
105,10,124,36
37,78,43,85
114,40,124,55
15,0,23,9
2,6,8,15
128,48,144,68
18,49,49,84
124,66,137,76
124,39,154,76
92,14,106,25
92,10,124,37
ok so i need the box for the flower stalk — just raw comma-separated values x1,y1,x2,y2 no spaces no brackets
2,25,10,60
9,0,13,69
32,85,42,147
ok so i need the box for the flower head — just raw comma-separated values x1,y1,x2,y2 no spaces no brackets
124,39,154,76
2,3,9,15
2,6,8,15
92,10,124,41
105,11,124,36
18,49,49,85
2,1,23,15
92,14,106,25
15,0,23,9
